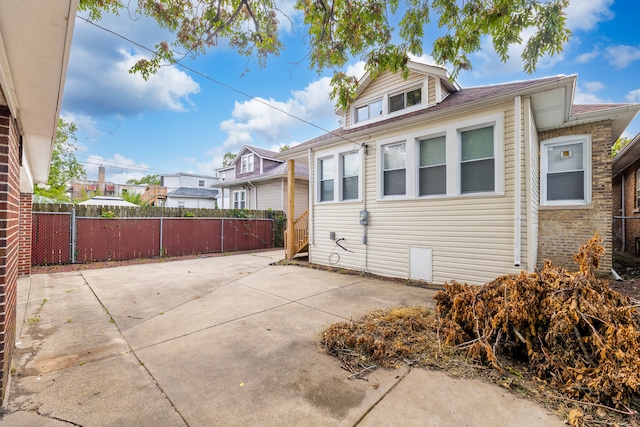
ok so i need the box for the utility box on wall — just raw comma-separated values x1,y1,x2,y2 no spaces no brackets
409,247,432,282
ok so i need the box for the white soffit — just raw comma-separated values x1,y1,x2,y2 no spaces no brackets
529,86,567,129
0,0,77,184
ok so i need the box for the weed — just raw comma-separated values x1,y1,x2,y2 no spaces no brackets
79,361,86,366
25,317,40,325
40,298,48,307
66,318,72,323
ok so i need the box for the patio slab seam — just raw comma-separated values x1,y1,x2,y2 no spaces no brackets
77,272,191,426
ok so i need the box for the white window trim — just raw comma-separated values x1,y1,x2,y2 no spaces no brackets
380,141,408,199
540,135,591,207
348,80,428,130
241,154,254,173
233,190,247,209
376,112,505,201
314,147,363,204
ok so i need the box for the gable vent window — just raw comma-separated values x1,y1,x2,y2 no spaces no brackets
356,99,382,123
198,180,205,187
389,87,422,113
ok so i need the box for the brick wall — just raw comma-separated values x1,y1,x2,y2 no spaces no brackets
18,194,32,276
0,106,20,403
538,121,613,275
612,157,640,255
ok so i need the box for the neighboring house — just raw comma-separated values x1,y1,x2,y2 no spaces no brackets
0,0,78,403
278,61,640,284
612,133,640,256
70,166,116,199
78,196,139,207
216,145,309,217
216,165,235,208
160,172,219,209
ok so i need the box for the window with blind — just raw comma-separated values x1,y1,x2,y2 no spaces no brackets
319,157,334,202
342,153,359,200
460,126,495,194
541,136,590,206
419,136,446,196
383,143,406,196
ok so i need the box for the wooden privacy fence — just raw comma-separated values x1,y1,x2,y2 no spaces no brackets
32,211,277,266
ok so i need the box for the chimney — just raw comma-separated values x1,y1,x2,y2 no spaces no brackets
98,166,105,192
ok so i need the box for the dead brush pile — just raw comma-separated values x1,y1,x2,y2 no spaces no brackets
322,306,445,375
436,233,640,411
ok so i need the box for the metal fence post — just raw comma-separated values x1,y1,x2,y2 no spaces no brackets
70,208,77,264
159,217,163,257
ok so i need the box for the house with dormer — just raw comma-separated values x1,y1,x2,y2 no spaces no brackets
278,61,640,284
216,145,308,217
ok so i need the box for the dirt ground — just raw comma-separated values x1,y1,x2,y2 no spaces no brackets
611,251,640,302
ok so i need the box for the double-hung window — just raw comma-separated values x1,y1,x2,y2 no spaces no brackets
356,100,382,123
419,136,446,196
460,126,495,194
383,143,406,196
241,154,254,173
636,169,640,209
342,153,359,200
541,136,590,205
319,157,334,202
389,87,422,113
233,190,246,209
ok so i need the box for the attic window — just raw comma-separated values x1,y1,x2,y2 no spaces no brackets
355,99,382,123
198,180,205,187
389,87,422,113
241,154,254,173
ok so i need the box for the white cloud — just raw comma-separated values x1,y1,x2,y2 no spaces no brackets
626,89,640,103
605,45,640,70
565,0,614,32
65,48,200,116
219,77,334,149
574,49,600,64
583,81,605,93
60,112,99,147
85,153,151,184
574,83,611,104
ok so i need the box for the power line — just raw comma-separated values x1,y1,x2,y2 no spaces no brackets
74,154,178,175
74,14,359,146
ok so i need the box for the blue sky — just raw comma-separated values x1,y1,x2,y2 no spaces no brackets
62,0,640,183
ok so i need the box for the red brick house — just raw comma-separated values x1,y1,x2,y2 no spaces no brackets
612,133,640,256
0,0,78,404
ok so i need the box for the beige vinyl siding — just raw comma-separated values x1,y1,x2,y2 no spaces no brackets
428,76,436,105
283,179,309,218
256,180,283,211
310,102,526,285
358,70,425,101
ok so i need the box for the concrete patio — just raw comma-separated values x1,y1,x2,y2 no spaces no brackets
3,250,564,426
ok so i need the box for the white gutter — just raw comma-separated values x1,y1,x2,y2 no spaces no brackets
248,180,257,209
514,96,522,267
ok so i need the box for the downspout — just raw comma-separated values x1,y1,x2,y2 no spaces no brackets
622,172,626,253
514,96,522,267
308,148,313,246
248,181,256,209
